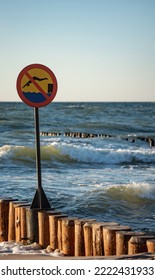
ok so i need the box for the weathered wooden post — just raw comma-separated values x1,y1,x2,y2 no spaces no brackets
38,210,61,248
26,208,39,243
57,217,63,250
61,217,76,256
20,205,29,243
8,201,16,241
128,235,155,255
92,222,103,256
38,210,50,248
15,203,30,242
147,239,155,252
15,205,21,242
83,222,93,256
116,231,145,255
74,219,88,256
0,198,14,242
8,200,26,241
49,214,67,251
103,225,131,256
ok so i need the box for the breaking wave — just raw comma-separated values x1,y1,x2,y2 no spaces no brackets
0,141,155,165
50,142,155,164
104,182,155,202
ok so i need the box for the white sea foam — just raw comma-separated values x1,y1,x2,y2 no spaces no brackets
0,145,12,157
0,242,64,257
50,141,155,164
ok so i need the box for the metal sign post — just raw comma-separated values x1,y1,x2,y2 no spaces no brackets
16,63,58,209
30,107,51,209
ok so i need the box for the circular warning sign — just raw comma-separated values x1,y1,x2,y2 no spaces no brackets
16,64,58,108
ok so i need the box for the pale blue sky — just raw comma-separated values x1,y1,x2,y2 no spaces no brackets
0,0,155,102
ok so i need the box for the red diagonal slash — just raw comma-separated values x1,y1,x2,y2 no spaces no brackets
24,71,49,99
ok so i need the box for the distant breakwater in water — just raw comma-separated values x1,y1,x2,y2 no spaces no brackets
40,131,155,148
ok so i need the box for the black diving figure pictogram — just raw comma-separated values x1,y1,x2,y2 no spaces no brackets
22,76,48,88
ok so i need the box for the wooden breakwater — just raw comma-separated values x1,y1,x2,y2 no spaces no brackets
1,198,155,258
40,131,155,147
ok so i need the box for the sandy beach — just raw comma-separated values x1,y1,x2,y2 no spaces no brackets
0,253,155,260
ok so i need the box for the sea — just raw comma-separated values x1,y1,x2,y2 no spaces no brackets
1,102,155,236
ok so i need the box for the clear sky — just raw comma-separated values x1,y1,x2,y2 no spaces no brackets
0,0,155,102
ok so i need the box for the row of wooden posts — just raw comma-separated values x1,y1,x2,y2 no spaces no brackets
40,131,155,147
0,198,155,257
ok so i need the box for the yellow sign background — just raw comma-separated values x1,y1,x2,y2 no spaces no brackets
21,68,53,93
